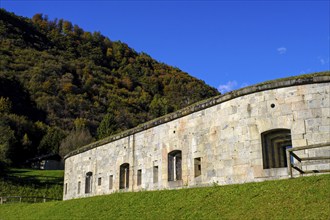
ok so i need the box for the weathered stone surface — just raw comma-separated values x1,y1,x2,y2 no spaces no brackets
63,74,330,200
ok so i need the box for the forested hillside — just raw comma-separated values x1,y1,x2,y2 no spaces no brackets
0,9,219,167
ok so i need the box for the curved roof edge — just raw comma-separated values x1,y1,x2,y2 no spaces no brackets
64,71,330,160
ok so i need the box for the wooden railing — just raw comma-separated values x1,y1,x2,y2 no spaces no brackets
287,142,330,178
0,196,61,204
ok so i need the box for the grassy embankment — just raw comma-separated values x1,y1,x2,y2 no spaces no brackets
0,174,329,219
0,169,63,202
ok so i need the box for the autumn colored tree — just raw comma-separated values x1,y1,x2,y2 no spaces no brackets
0,8,219,165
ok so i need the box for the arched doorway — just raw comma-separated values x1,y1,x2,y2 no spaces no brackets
168,150,182,181
261,129,292,169
85,171,93,193
119,163,129,189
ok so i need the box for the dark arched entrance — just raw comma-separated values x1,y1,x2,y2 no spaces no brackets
261,129,292,169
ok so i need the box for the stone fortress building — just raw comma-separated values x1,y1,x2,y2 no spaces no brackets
63,73,330,200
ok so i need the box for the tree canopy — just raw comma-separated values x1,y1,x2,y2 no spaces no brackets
0,9,219,166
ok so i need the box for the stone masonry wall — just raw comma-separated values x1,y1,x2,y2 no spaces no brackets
63,74,330,200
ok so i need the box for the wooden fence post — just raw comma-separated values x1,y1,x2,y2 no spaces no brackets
287,149,293,178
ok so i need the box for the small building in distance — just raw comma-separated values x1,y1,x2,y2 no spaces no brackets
26,153,64,170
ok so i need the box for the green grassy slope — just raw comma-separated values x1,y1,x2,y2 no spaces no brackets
0,174,329,220
0,169,63,201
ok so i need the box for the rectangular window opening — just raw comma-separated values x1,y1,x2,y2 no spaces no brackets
194,157,202,177
98,177,102,186
109,175,113,190
65,183,68,195
137,169,142,186
78,181,81,194
153,166,158,183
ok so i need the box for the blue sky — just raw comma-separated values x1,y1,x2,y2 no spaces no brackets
1,0,329,93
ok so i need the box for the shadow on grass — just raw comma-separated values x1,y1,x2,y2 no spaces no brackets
1,169,63,188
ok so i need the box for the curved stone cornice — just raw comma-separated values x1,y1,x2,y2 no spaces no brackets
64,71,330,160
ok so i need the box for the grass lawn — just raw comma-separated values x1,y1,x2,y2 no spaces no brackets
0,174,329,219
0,168,64,202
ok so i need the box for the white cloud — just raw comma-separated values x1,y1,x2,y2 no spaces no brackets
300,69,311,74
218,81,250,94
218,81,237,94
277,47,287,55
318,56,329,65
240,83,249,88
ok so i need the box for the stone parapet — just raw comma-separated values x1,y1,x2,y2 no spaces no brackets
64,72,330,160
